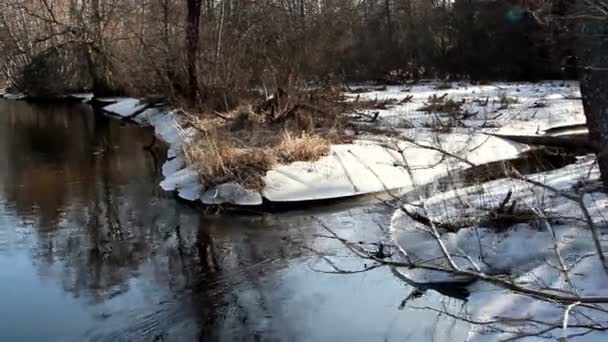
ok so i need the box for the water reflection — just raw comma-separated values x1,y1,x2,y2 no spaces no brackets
0,100,466,341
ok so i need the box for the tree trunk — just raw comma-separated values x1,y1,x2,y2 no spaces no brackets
86,45,116,97
186,0,203,103
576,8,608,187
384,0,393,44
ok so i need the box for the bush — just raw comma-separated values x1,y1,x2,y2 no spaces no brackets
20,48,91,98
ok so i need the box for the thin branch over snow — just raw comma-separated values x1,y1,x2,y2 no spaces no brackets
563,302,582,341
312,217,608,304
508,167,608,272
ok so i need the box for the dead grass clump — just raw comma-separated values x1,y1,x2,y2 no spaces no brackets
419,94,465,114
184,131,277,191
276,131,330,163
184,124,332,191
496,91,519,109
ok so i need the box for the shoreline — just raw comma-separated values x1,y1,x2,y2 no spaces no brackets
0,80,589,211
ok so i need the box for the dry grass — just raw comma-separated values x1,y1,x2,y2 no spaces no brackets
276,131,331,163
184,128,331,191
184,131,277,191
183,91,341,191
419,94,465,115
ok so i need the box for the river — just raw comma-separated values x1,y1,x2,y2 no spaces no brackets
0,100,470,341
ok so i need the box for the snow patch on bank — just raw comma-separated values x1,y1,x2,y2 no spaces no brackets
1,93,27,100
346,80,586,137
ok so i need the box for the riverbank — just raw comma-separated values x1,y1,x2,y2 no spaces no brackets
0,81,589,209
91,81,588,210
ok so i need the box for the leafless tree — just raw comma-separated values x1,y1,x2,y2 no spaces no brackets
575,0,608,187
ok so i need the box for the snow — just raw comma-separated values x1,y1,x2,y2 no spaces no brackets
159,168,202,201
2,93,26,100
95,97,128,104
161,156,186,178
263,144,410,202
390,156,608,341
346,80,585,137
263,134,526,202
101,98,157,124
200,182,263,206
64,93,94,102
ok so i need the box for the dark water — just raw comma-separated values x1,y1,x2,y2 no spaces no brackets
0,100,465,342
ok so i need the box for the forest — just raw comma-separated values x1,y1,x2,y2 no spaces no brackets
0,0,578,100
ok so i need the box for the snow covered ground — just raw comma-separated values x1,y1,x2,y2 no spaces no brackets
346,80,584,135
390,156,608,341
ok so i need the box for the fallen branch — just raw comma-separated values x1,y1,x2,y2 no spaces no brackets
312,217,608,304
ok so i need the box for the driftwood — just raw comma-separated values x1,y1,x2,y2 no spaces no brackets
487,132,592,151
400,190,542,233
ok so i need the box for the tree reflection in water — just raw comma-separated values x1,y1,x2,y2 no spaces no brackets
0,101,307,340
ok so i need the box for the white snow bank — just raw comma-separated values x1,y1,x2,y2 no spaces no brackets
200,182,263,206
2,93,26,100
262,144,410,202
390,156,608,341
160,168,202,201
102,98,163,125
64,93,94,102
262,132,526,203
100,101,207,204
346,81,586,137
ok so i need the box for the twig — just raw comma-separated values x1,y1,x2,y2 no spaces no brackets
509,169,608,272
422,205,462,271
532,207,579,294
212,111,231,121
562,302,581,341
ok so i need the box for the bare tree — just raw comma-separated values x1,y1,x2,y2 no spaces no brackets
186,0,203,103
575,0,608,187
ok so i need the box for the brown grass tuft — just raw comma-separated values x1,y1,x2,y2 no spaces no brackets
276,131,330,164
184,131,277,191
184,128,332,191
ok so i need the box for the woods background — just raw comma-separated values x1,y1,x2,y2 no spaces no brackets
0,0,577,103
